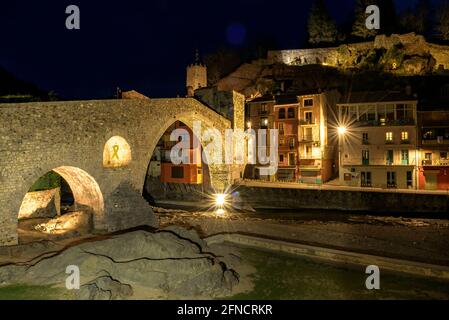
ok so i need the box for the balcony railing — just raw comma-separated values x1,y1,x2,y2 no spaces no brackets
301,135,314,142
361,183,372,187
357,118,415,126
299,119,315,125
422,159,449,166
300,154,317,160
422,138,449,145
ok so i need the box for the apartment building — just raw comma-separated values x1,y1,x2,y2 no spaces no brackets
245,94,276,180
417,106,449,190
245,89,340,183
274,95,299,181
337,91,418,189
296,90,340,184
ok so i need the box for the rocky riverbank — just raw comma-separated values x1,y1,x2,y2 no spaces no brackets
0,226,240,300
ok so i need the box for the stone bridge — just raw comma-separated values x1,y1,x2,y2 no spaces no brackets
0,98,241,246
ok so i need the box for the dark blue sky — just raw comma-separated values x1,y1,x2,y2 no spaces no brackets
0,0,422,99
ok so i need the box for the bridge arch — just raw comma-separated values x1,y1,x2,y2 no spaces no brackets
141,109,231,194
16,166,104,240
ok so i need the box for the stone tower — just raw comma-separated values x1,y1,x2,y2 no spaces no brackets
186,50,207,97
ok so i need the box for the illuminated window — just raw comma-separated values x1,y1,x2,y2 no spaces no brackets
386,132,393,142
103,136,132,168
401,131,409,141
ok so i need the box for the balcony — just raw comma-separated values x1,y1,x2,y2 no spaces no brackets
300,154,318,160
422,137,449,145
400,139,410,145
361,182,372,187
299,119,315,125
301,135,314,142
362,139,370,145
422,159,449,166
385,140,394,145
357,118,415,127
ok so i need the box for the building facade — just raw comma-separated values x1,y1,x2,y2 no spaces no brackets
296,90,339,184
274,96,299,181
245,94,276,180
417,109,449,190
337,92,418,189
245,90,339,184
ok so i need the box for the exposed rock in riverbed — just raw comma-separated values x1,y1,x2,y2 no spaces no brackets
0,227,239,300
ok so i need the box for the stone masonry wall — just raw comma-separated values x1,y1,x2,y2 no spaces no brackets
237,185,449,213
0,98,232,246
268,33,449,74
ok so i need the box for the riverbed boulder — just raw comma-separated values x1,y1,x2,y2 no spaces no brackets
0,228,239,299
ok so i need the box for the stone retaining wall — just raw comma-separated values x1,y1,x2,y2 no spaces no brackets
236,185,449,213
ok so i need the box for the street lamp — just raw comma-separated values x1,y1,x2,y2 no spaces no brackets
338,126,347,183
338,126,347,135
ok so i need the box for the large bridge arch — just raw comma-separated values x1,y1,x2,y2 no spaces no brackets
139,109,232,194
0,98,241,246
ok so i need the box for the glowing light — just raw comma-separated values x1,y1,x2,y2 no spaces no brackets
215,193,227,206
216,208,226,217
247,121,252,128
338,126,347,135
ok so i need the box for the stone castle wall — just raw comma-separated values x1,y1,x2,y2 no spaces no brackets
268,33,449,73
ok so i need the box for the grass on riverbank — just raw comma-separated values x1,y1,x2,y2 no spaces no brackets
0,285,70,300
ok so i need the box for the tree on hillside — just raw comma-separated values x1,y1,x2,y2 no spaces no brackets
377,0,397,35
415,0,432,35
307,0,338,45
351,0,378,39
435,1,449,41
399,0,432,35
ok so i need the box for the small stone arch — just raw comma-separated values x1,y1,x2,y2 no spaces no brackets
103,136,132,168
18,166,104,230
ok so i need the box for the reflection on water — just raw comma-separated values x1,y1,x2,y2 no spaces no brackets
229,247,449,300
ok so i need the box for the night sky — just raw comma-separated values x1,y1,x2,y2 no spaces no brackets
0,0,422,99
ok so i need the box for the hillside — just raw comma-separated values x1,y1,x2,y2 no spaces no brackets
0,66,56,103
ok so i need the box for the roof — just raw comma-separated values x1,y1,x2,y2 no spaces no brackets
275,95,299,105
339,91,416,104
248,94,275,103
418,99,449,112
